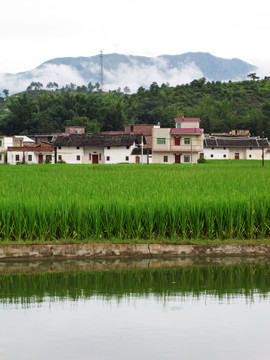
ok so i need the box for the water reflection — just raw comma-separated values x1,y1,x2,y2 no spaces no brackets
0,258,270,305
0,258,270,360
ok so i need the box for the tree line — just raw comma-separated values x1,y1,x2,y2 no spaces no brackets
1,76,270,137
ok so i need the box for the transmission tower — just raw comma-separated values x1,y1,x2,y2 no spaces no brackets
100,50,104,90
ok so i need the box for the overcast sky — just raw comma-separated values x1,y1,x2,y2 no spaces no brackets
1,0,270,75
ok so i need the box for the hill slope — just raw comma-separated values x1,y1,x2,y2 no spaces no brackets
0,52,256,94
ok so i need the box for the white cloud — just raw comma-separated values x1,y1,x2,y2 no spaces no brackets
254,60,270,79
0,59,205,95
104,59,203,92
0,64,85,94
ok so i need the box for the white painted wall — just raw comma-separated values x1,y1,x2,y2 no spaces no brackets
56,146,84,164
204,148,230,160
204,147,270,160
104,146,132,164
7,151,55,165
152,128,170,151
0,137,14,164
178,121,200,129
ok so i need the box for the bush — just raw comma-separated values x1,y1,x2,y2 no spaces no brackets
197,157,206,163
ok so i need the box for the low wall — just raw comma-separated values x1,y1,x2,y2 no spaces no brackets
1,243,270,260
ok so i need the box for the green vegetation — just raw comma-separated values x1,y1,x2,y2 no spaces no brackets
1,264,269,304
1,77,270,137
1,161,270,242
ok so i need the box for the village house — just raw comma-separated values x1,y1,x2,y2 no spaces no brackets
102,124,156,163
53,133,145,164
0,135,36,164
7,142,56,165
152,118,204,164
204,135,270,160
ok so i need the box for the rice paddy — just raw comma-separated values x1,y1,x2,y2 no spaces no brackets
0,161,270,242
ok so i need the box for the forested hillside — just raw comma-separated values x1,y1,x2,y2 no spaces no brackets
1,77,270,137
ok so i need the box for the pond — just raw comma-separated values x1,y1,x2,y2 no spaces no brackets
0,257,270,360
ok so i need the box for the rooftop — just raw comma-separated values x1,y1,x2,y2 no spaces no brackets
53,133,145,147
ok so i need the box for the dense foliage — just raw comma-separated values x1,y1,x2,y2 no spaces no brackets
1,161,270,242
1,77,270,136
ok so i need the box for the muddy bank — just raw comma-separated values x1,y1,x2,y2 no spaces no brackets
1,243,270,261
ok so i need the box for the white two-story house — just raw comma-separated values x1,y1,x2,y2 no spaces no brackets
152,118,204,164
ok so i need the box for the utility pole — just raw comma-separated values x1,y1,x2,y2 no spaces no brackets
262,131,265,167
190,137,193,166
141,135,144,164
100,50,104,90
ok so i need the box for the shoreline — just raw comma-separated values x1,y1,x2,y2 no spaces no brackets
1,243,270,260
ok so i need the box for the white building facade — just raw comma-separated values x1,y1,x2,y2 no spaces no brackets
152,118,204,164
204,136,270,160
54,133,145,164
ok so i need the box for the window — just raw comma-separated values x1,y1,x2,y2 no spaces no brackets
250,148,252,150
184,155,190,163
184,138,190,145
76,146,80,150
106,156,110,161
28,154,32,162
125,156,129,161
163,156,168,163
58,155,62,161
126,146,129,149
0,154,2,161
223,147,226,150
176,123,181,129
210,154,214,158
46,155,52,161
130,126,134,132
107,146,110,149
249,154,252,158
58,146,61,149
77,155,80,161
157,138,166,145
16,154,20,162
223,154,226,158
0,140,2,146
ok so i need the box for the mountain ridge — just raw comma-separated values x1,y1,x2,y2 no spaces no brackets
0,52,256,94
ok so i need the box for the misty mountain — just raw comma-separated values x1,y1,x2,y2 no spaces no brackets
0,52,256,94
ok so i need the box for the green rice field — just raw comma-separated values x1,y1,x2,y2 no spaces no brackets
0,161,270,242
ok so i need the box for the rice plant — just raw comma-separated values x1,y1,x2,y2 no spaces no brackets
0,161,270,241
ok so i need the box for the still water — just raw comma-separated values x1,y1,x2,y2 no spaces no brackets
0,257,270,360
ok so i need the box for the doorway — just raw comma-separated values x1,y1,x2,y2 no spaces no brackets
92,154,99,164
175,154,181,163
235,153,240,160
38,154,43,164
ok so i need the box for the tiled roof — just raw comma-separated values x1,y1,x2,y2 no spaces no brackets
131,148,152,155
204,136,269,148
8,143,55,152
53,133,144,147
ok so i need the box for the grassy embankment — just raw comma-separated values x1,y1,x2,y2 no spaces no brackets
1,161,270,244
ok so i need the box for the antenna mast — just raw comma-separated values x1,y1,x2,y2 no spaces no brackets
100,50,104,90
